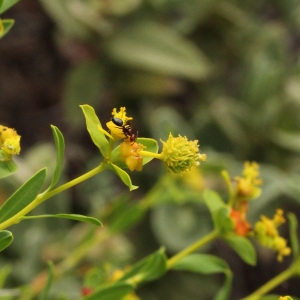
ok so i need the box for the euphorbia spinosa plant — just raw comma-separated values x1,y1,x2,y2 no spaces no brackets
0,105,299,299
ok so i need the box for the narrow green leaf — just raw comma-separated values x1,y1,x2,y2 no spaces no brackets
64,61,104,129
80,105,109,157
105,21,211,80
0,169,47,223
46,126,65,190
0,230,13,252
270,129,300,153
20,214,102,226
172,254,232,300
38,262,54,300
120,248,167,283
288,213,299,260
0,19,14,39
202,189,226,212
109,163,138,191
202,190,233,234
84,282,134,300
109,204,146,233
110,137,158,168
214,206,234,234
0,0,19,14
0,159,17,178
223,233,256,266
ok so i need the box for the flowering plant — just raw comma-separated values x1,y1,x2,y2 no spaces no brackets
0,103,299,300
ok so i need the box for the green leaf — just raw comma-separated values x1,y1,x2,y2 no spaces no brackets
109,163,138,191
46,126,65,191
80,105,109,157
84,282,134,300
270,129,300,153
214,206,234,234
109,204,146,233
223,233,256,266
172,254,232,300
0,0,19,14
120,248,167,283
20,214,102,226
202,189,226,212
110,137,159,168
0,230,13,252
38,262,54,300
0,159,17,178
64,62,104,129
105,21,211,81
0,169,47,224
288,213,299,260
202,190,233,234
0,19,14,39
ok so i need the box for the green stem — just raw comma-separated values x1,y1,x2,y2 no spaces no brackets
0,163,106,230
140,150,163,160
167,229,220,269
242,263,296,300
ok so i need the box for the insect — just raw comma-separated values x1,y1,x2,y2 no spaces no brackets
111,117,138,143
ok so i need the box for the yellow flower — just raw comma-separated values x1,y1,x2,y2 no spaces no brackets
279,296,293,300
160,133,206,175
109,268,140,300
234,162,263,200
106,107,133,141
0,125,21,161
253,209,291,262
120,141,145,171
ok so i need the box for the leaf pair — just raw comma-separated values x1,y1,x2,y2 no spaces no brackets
0,0,19,38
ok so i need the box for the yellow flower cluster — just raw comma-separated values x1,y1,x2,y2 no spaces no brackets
120,141,145,171
106,107,133,141
0,125,21,161
160,133,207,175
254,209,291,262
234,162,263,200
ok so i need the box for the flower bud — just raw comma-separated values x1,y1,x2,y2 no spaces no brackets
0,125,21,161
160,133,206,175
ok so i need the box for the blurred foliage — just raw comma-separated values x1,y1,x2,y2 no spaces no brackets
1,0,300,299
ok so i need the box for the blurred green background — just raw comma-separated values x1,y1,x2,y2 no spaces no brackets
1,0,300,299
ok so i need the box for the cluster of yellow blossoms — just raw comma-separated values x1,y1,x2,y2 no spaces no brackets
0,125,21,161
254,209,291,262
227,162,291,261
106,107,207,174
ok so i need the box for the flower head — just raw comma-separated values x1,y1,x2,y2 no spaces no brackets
106,107,133,141
0,125,21,161
234,162,263,200
253,209,291,262
160,133,206,175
